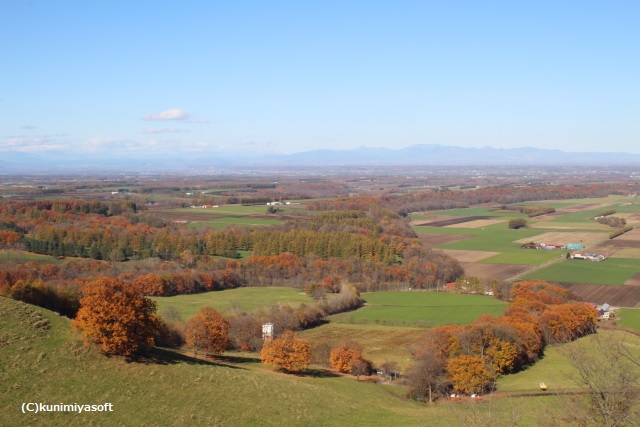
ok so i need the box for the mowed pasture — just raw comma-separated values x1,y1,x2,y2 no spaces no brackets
149,202,317,229
152,287,314,320
523,258,640,286
617,308,640,330
330,292,507,327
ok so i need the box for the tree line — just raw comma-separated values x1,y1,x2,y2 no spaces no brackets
407,280,598,400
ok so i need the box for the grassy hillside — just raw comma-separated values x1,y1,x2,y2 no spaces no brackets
2,296,430,426
6,296,640,426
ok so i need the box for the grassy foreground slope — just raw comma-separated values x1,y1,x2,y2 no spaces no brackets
1,297,430,426
8,296,640,426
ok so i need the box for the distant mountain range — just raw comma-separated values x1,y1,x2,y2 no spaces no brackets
2,144,640,174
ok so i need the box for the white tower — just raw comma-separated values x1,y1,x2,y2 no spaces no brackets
262,322,274,340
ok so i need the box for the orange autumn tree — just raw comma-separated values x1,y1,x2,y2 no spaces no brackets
329,343,365,373
185,306,230,356
446,355,494,395
540,303,598,343
72,277,159,356
260,330,310,372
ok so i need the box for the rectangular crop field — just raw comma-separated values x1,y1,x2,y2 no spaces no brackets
188,216,283,229
514,231,609,248
152,287,314,320
412,207,528,218
298,323,427,369
330,292,507,327
480,251,562,265
435,228,541,252
617,308,640,330
523,258,640,285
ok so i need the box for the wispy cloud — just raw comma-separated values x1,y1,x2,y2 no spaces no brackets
141,127,189,134
143,108,191,121
21,125,37,130
0,135,70,152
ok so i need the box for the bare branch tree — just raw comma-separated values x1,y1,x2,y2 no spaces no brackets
561,332,640,427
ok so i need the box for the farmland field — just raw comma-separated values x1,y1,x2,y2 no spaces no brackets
523,258,640,286
617,308,640,330
330,292,507,327
152,287,314,320
187,216,283,229
298,322,427,369
412,197,640,285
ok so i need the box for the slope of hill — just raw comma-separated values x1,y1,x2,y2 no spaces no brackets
2,297,432,426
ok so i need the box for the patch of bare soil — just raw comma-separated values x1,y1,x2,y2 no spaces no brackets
446,219,505,229
460,262,530,281
417,233,475,248
624,273,640,287
559,283,640,307
420,216,495,227
409,215,460,226
440,249,500,262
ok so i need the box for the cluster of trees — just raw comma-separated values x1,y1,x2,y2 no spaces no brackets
308,183,638,217
507,218,528,229
515,205,555,217
2,201,419,267
0,246,462,320
596,216,626,228
610,225,635,239
71,275,364,357
408,280,598,400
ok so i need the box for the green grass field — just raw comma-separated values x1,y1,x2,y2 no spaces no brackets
0,250,81,265
617,308,640,330
330,292,507,327
480,250,562,265
436,228,541,252
523,258,639,285
411,206,529,219
550,209,616,223
152,287,315,320
188,216,283,230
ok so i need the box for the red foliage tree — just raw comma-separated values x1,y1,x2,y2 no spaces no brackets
72,277,159,356
185,306,230,356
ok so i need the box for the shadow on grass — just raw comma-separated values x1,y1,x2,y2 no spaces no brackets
291,368,340,378
215,354,260,364
131,347,244,369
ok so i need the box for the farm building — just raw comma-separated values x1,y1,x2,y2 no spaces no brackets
566,243,584,250
521,242,566,250
570,253,606,261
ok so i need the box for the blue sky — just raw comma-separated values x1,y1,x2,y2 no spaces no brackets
2,0,639,157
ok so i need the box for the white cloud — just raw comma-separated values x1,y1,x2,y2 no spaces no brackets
143,108,191,121
21,125,36,130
